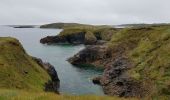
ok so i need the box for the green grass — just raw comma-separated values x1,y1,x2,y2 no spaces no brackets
59,26,120,42
0,37,50,92
108,25,170,98
0,89,137,100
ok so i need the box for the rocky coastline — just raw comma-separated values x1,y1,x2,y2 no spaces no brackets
32,57,60,93
68,44,145,97
39,24,170,99
40,26,119,45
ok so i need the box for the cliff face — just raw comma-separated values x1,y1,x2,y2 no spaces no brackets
40,26,120,45
0,37,59,93
68,25,170,99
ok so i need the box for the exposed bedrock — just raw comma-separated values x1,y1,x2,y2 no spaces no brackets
40,32,86,45
68,45,111,68
40,32,108,45
98,57,144,97
33,57,60,93
69,44,146,97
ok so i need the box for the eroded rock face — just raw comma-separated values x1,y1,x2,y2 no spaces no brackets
68,45,110,67
40,32,109,45
69,44,146,97
40,36,67,44
40,32,86,45
99,57,144,97
32,57,60,93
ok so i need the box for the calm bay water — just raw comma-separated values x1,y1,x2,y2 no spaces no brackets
0,26,104,95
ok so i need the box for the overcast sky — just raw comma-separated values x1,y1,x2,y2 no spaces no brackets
0,0,169,25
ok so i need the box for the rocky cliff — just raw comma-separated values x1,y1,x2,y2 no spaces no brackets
40,26,120,45
68,25,170,99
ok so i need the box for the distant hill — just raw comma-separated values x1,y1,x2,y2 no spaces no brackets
40,22,113,29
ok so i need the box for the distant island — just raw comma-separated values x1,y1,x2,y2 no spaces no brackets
40,22,113,29
8,25,38,28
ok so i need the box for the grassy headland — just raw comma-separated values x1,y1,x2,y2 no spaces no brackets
40,23,120,45
68,24,170,99
109,25,170,98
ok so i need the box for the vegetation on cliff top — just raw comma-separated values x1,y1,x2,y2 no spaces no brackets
109,25,170,99
59,26,120,42
0,37,50,91
40,23,120,45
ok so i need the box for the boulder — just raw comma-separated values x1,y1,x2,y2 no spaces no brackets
92,76,101,85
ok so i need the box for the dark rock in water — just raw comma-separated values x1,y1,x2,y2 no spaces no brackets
40,32,86,45
32,57,60,93
40,36,68,44
68,45,109,67
92,76,101,85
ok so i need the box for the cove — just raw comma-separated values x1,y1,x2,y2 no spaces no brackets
0,26,104,95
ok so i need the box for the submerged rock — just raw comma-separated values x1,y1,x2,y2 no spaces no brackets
92,76,102,85
33,57,60,93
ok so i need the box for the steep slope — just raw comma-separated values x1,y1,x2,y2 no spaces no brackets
0,37,59,92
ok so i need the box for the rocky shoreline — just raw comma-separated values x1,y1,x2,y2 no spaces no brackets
33,57,60,93
40,26,144,97
40,27,119,45
39,24,170,99
68,45,145,97
40,32,86,45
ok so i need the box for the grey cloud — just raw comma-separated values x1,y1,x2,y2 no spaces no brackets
0,0,170,25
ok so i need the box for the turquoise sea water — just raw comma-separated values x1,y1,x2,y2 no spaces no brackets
0,26,104,95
